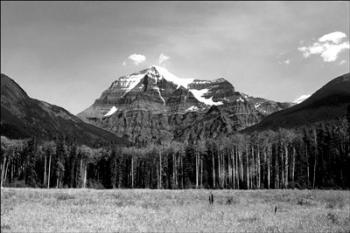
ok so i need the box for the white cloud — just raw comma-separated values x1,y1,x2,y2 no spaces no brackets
122,61,127,66
293,94,311,104
298,32,350,62
339,60,347,65
278,59,291,65
126,54,146,65
318,31,347,44
159,53,170,65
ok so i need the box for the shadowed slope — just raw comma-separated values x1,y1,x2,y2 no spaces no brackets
1,74,128,146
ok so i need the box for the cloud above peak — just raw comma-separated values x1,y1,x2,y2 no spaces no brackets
318,31,347,43
159,53,170,65
123,54,146,66
298,31,349,62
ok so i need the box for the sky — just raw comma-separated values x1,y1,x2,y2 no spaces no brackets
1,1,349,114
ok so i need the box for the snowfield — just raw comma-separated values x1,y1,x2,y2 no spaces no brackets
104,106,118,117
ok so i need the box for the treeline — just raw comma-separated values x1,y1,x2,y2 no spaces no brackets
1,118,349,189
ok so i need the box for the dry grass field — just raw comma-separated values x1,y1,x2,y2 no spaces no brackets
1,188,350,232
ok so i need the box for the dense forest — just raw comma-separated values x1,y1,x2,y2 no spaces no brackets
1,107,350,189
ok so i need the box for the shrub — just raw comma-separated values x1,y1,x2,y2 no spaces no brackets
56,193,75,201
326,212,339,224
324,196,345,209
1,224,11,230
238,216,259,223
226,196,239,205
7,180,27,188
1,190,15,200
87,180,105,189
297,198,311,206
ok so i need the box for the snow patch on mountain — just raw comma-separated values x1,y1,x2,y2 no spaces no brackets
104,106,118,117
115,74,145,94
191,80,212,84
153,86,166,105
294,94,311,104
185,106,199,112
241,93,249,99
190,89,223,106
255,103,262,109
152,65,194,89
236,97,245,102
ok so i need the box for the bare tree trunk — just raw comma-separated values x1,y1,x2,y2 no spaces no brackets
212,153,215,188
280,144,284,189
246,145,249,189
43,154,47,187
285,145,288,188
218,152,221,188
3,156,10,187
224,150,227,188
235,147,239,189
266,148,270,189
196,151,199,189
223,151,225,188
313,128,317,189
313,154,317,189
173,153,175,188
131,157,134,188
251,146,255,189
257,146,261,189
275,145,280,189
80,158,83,188
239,150,243,189
292,147,296,185
306,145,310,188
232,148,235,189
181,155,184,189
1,155,7,188
159,150,162,189
222,151,225,188
176,154,178,188
48,154,52,188
83,162,87,188
200,155,203,187
11,163,14,184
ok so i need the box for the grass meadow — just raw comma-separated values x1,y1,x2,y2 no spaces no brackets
1,188,350,232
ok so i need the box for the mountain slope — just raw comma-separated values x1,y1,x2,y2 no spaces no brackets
1,74,128,146
245,72,350,131
78,66,292,143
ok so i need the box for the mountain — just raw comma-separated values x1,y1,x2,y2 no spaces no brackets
1,74,128,146
245,72,350,131
78,66,292,143
293,94,311,104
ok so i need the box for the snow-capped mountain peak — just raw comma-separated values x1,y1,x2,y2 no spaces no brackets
110,65,195,95
78,66,294,144
149,65,194,89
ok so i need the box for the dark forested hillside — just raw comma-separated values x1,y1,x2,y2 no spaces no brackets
245,73,350,132
1,74,128,146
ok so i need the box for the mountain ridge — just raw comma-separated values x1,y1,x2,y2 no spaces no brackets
1,73,128,146
244,72,350,132
78,66,292,143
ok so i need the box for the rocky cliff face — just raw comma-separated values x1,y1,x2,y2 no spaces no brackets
78,66,292,144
